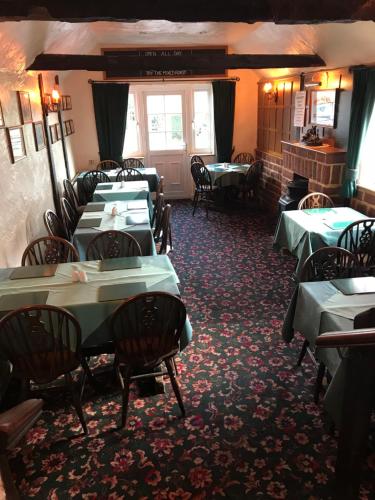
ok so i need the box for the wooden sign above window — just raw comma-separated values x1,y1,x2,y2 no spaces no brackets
102,47,227,80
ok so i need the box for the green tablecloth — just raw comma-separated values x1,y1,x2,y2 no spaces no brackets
206,163,250,188
76,168,159,204
0,257,192,350
73,201,156,259
283,279,375,426
273,207,367,277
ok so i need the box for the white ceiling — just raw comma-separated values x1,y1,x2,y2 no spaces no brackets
0,20,375,76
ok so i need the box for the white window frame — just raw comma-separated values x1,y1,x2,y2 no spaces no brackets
358,102,375,192
190,84,215,155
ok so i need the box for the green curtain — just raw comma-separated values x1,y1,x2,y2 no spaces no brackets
92,83,129,164
342,68,375,198
212,80,236,162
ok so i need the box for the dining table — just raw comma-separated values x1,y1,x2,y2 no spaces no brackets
76,167,159,204
273,206,367,278
282,276,375,426
206,163,250,188
73,200,156,260
0,256,192,352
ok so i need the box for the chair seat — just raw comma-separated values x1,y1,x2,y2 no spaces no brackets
0,399,43,449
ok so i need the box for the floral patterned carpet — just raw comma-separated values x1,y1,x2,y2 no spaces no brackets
9,201,375,499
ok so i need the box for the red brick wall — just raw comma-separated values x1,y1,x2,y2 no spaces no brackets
351,186,375,217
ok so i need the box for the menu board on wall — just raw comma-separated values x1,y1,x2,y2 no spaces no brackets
293,91,307,127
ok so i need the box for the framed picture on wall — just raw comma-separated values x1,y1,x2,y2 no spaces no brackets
0,100,5,128
17,91,33,124
7,126,26,163
33,121,46,151
310,89,338,128
69,119,75,133
56,123,62,140
65,96,72,110
65,120,71,135
49,124,58,143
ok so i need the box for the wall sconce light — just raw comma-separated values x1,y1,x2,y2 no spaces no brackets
44,84,61,113
263,82,278,103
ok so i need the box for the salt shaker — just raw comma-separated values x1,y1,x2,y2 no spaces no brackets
78,270,88,283
71,264,80,283
121,180,126,188
111,204,118,216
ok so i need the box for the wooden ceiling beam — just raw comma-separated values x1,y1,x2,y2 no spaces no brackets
0,0,374,22
27,53,326,71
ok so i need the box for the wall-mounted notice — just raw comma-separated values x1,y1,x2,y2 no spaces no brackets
293,91,307,127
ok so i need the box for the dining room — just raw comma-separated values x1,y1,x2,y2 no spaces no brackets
0,3,375,499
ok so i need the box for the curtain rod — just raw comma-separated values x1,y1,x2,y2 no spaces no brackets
88,77,240,84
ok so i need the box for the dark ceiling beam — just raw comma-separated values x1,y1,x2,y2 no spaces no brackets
0,0,374,22
27,53,326,71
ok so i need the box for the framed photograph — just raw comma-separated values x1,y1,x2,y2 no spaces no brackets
310,89,338,128
7,126,26,163
69,119,75,133
0,100,4,128
17,91,33,124
49,124,58,144
65,96,72,110
33,121,46,151
65,120,71,135
56,123,61,140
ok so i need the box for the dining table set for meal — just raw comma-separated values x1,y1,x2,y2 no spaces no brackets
206,162,252,187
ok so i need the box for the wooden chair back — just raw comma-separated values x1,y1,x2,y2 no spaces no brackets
233,152,254,164
61,197,78,238
96,160,120,170
116,167,144,182
298,192,334,210
110,292,186,369
21,236,79,266
354,308,375,329
156,175,164,198
155,204,172,255
152,192,165,230
337,218,375,271
300,247,359,282
191,162,212,191
0,305,82,385
191,155,204,166
85,230,142,260
43,209,68,239
123,158,144,169
244,160,263,186
63,179,80,210
82,170,111,202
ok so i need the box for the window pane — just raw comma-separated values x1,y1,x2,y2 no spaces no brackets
147,95,164,114
165,113,182,132
148,114,165,133
193,90,212,152
165,94,182,113
123,93,139,156
194,90,209,113
149,132,166,151
166,131,184,149
359,105,375,188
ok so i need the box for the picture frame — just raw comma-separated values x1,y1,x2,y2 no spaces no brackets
64,120,71,135
17,91,33,124
0,100,5,128
7,126,27,163
56,123,61,140
69,119,75,133
310,89,338,128
65,95,72,110
33,121,46,151
49,124,58,144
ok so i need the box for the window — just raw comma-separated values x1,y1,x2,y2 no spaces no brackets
146,94,184,151
192,88,214,154
358,103,375,190
123,93,141,157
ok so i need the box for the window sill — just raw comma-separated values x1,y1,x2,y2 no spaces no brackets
357,183,375,195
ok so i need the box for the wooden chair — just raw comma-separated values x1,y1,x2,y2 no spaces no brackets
0,361,43,498
0,305,88,434
154,204,172,255
298,192,335,210
240,160,263,203
155,175,164,199
86,230,142,260
232,152,254,164
43,209,68,239
337,218,375,275
297,247,359,401
116,167,144,182
96,160,121,170
63,179,85,216
123,158,144,169
82,170,111,203
152,192,165,230
21,236,79,266
191,162,215,217
61,197,78,238
190,155,204,166
110,292,186,427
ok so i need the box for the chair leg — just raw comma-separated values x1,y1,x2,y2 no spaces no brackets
0,454,19,499
165,358,185,417
192,191,198,215
297,339,309,366
80,357,100,396
169,224,173,251
314,362,326,404
116,364,131,428
173,356,179,376
66,373,87,434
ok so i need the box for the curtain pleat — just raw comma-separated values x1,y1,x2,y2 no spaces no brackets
212,81,236,163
